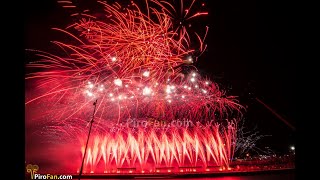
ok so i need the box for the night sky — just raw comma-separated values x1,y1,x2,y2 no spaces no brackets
25,0,296,154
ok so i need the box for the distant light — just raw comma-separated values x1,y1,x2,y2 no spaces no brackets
182,95,185,99
170,85,175,89
109,93,113,97
111,57,117,62
205,81,209,85
143,87,152,95
195,85,199,88
88,81,92,84
188,57,193,62
167,78,170,81
89,84,94,88
125,84,129,88
143,71,150,77
290,146,295,150
114,78,122,86
168,99,172,103
202,89,207,94
99,88,103,91
118,95,123,100
192,73,196,77
88,92,93,97
190,77,195,82
188,87,191,90
184,85,188,89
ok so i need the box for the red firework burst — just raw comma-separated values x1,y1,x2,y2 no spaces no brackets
25,0,244,173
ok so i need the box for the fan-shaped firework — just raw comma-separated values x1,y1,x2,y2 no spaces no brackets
78,121,237,173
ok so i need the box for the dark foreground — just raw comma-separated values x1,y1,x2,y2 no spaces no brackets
73,168,294,179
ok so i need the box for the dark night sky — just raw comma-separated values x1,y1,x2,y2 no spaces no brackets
25,0,296,154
